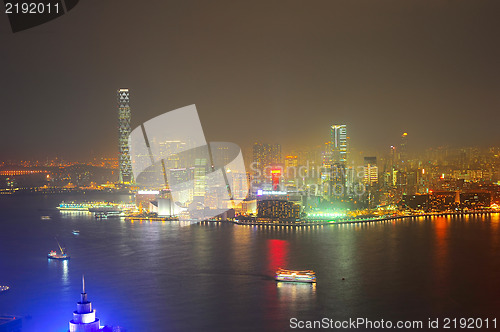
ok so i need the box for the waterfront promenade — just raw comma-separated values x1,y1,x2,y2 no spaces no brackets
232,210,499,227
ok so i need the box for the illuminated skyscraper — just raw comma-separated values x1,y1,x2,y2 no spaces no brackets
327,125,348,199
118,89,133,184
330,125,347,164
363,157,378,185
399,132,408,172
398,132,408,195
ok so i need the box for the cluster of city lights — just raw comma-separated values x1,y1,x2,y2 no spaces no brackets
0,170,48,176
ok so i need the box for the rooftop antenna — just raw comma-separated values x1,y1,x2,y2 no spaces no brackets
82,274,85,294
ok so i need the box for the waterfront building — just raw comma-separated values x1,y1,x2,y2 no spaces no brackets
460,191,491,209
148,198,184,217
257,199,301,220
236,199,257,215
135,190,160,211
117,89,134,184
402,194,429,211
428,191,459,211
417,191,491,211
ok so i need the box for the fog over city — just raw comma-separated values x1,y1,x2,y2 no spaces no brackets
1,1,499,161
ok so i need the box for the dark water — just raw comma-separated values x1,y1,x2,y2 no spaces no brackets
0,194,499,332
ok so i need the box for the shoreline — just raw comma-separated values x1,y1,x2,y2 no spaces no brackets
231,210,499,227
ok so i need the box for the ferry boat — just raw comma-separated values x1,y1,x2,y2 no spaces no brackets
48,239,70,260
88,206,121,213
57,201,117,212
57,202,92,211
275,268,316,283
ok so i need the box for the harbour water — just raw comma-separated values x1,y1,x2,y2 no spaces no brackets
0,194,499,331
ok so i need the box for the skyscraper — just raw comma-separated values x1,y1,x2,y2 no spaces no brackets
398,132,408,195
327,125,348,199
399,132,408,172
363,157,378,185
118,89,133,184
252,143,281,178
252,143,281,169
330,125,347,164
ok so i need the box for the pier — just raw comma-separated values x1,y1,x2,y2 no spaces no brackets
232,210,499,227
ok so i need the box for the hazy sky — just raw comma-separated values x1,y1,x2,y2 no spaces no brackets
1,0,499,160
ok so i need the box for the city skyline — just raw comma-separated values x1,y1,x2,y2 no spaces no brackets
1,2,499,332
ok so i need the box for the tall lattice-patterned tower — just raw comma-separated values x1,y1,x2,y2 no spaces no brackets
118,89,133,184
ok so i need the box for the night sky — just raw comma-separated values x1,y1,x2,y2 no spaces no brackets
1,0,499,160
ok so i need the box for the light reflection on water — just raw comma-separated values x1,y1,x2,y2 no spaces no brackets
48,259,69,286
276,282,316,312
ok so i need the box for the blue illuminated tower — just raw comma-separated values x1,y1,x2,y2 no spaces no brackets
69,276,101,332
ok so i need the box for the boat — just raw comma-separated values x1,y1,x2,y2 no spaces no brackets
48,238,70,260
275,268,316,283
57,202,91,211
72,230,80,235
41,216,51,220
0,285,9,292
88,206,120,213
57,201,118,212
